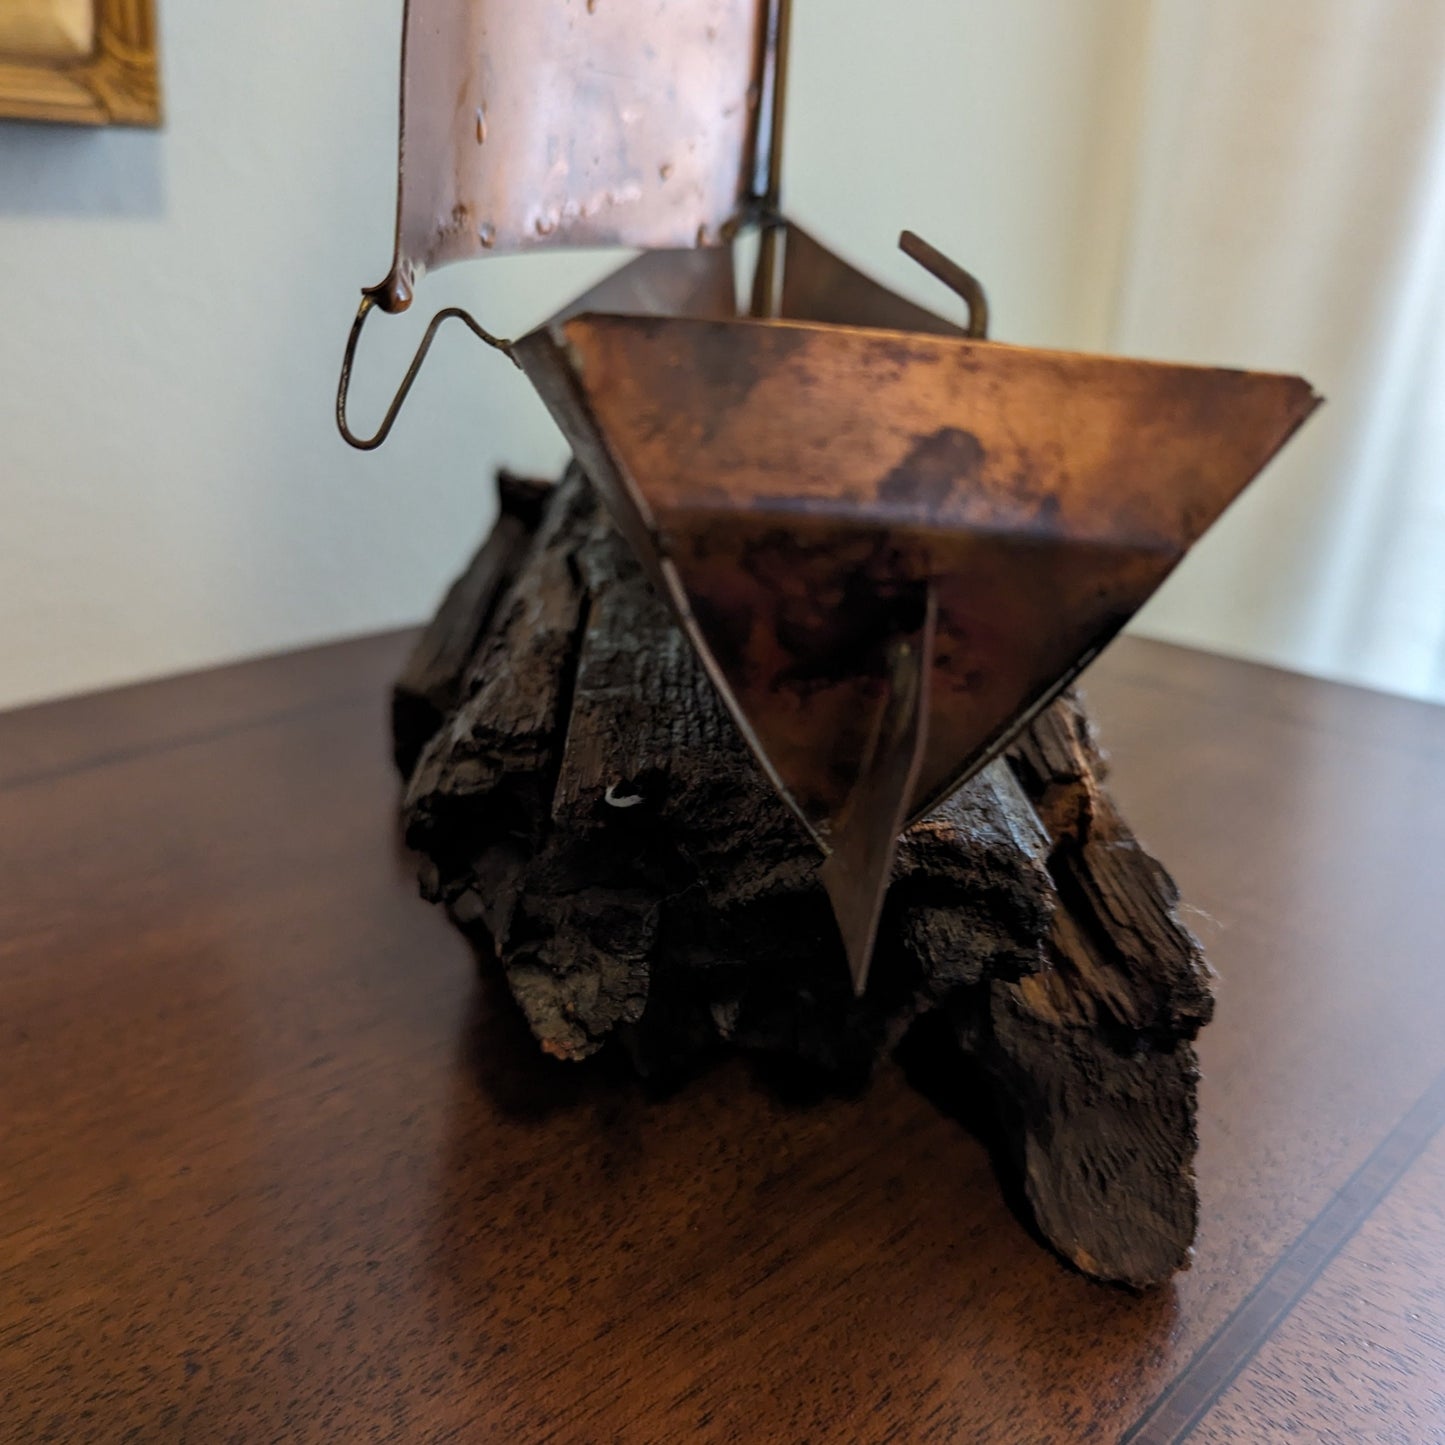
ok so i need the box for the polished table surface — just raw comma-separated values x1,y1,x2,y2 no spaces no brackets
3,633,1444,1443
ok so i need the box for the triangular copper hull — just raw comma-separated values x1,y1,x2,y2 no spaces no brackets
510,242,1319,990
519,314,1317,825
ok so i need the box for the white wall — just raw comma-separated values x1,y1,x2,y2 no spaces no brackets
5,0,1438,711
1111,0,1445,700
0,0,1154,709
0,0,588,708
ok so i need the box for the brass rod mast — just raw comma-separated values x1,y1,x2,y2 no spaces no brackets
750,0,793,316
762,0,791,211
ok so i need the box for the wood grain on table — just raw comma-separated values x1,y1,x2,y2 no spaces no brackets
2,633,1443,1444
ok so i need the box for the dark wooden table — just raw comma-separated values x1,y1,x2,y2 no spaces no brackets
3,633,1443,1444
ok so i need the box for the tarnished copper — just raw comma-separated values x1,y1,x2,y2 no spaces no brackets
515,258,1319,849
338,0,1320,991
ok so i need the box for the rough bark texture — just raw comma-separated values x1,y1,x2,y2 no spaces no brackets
397,469,1216,1287
391,472,553,780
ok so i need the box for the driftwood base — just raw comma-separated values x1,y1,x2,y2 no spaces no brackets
394,470,1216,1287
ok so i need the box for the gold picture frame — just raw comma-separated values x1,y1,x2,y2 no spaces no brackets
0,0,160,127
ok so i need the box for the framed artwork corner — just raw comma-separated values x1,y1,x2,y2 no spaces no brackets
0,0,161,128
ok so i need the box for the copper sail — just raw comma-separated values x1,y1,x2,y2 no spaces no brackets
340,0,1320,992
369,0,773,312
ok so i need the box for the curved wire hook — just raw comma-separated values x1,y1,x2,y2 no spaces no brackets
336,291,518,451
898,231,990,340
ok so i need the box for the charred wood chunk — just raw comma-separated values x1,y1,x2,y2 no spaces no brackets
397,470,1215,1285
392,472,553,779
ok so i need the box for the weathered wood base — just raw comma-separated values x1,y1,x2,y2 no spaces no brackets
395,470,1216,1287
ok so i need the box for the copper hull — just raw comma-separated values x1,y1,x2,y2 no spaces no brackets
510,240,1317,988
517,293,1318,841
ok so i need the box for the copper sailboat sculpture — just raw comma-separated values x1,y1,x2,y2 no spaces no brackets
339,0,1320,993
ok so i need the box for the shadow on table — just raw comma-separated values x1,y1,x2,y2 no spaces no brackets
419,969,1182,1438
444,960,1178,1296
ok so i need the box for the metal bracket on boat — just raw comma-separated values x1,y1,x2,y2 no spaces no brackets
899,231,990,339
336,289,517,452
819,585,937,995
